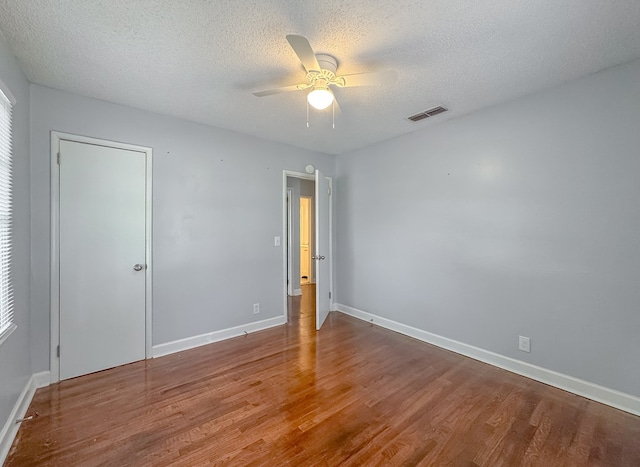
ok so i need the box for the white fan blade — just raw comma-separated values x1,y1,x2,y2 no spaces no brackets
253,84,308,97
286,35,321,73
337,70,397,87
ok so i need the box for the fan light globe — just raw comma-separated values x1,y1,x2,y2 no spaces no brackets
307,88,334,110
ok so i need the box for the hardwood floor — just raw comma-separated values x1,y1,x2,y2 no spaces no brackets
6,284,640,466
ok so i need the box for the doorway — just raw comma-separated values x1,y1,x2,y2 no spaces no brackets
50,132,153,382
282,170,332,330
286,176,315,300
299,196,313,285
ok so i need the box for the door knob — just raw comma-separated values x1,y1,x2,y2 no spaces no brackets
133,264,144,271
319,255,325,260
311,255,317,260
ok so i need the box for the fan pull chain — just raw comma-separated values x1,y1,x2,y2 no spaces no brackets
332,101,335,129
306,101,309,128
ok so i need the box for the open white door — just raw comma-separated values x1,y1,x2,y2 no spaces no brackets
315,169,331,330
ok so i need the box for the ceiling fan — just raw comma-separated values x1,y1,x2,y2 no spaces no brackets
253,35,397,111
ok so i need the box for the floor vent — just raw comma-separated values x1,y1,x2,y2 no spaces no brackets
407,106,448,122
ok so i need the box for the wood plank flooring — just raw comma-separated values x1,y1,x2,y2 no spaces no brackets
6,284,640,466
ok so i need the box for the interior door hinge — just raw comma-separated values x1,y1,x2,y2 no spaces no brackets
56,345,60,358
57,152,61,165
329,291,331,299
328,187,331,195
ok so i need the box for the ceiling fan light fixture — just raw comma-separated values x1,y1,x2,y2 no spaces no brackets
307,87,334,110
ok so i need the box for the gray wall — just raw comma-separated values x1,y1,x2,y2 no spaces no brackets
30,85,334,372
0,36,32,429
335,58,640,397
300,179,315,197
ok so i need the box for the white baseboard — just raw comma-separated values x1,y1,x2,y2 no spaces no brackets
292,289,302,296
0,371,51,465
335,304,640,417
32,371,51,389
152,315,287,358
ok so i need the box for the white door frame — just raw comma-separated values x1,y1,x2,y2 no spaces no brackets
282,170,333,322
286,187,293,296
50,131,153,383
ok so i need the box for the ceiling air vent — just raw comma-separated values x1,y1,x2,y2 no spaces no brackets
407,106,448,122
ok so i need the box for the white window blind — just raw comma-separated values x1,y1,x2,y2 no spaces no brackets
0,87,14,342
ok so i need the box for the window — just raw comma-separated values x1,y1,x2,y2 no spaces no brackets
0,86,14,344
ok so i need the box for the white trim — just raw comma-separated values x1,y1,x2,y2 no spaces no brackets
0,372,50,465
0,323,16,347
50,131,153,383
284,170,315,181
286,187,293,296
145,145,153,357
292,288,303,296
32,371,51,389
328,178,333,312
0,77,16,105
50,132,59,381
152,315,286,358
336,303,640,416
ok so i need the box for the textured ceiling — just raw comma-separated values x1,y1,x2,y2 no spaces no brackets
1,1,640,155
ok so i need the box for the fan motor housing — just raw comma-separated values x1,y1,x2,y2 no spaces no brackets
306,54,338,84
316,54,337,74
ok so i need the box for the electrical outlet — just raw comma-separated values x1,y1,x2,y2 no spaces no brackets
518,335,531,353
253,303,260,314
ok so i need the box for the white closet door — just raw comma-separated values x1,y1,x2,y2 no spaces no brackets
59,139,147,380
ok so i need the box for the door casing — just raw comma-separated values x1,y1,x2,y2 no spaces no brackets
282,170,333,322
50,131,153,383
286,187,293,296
